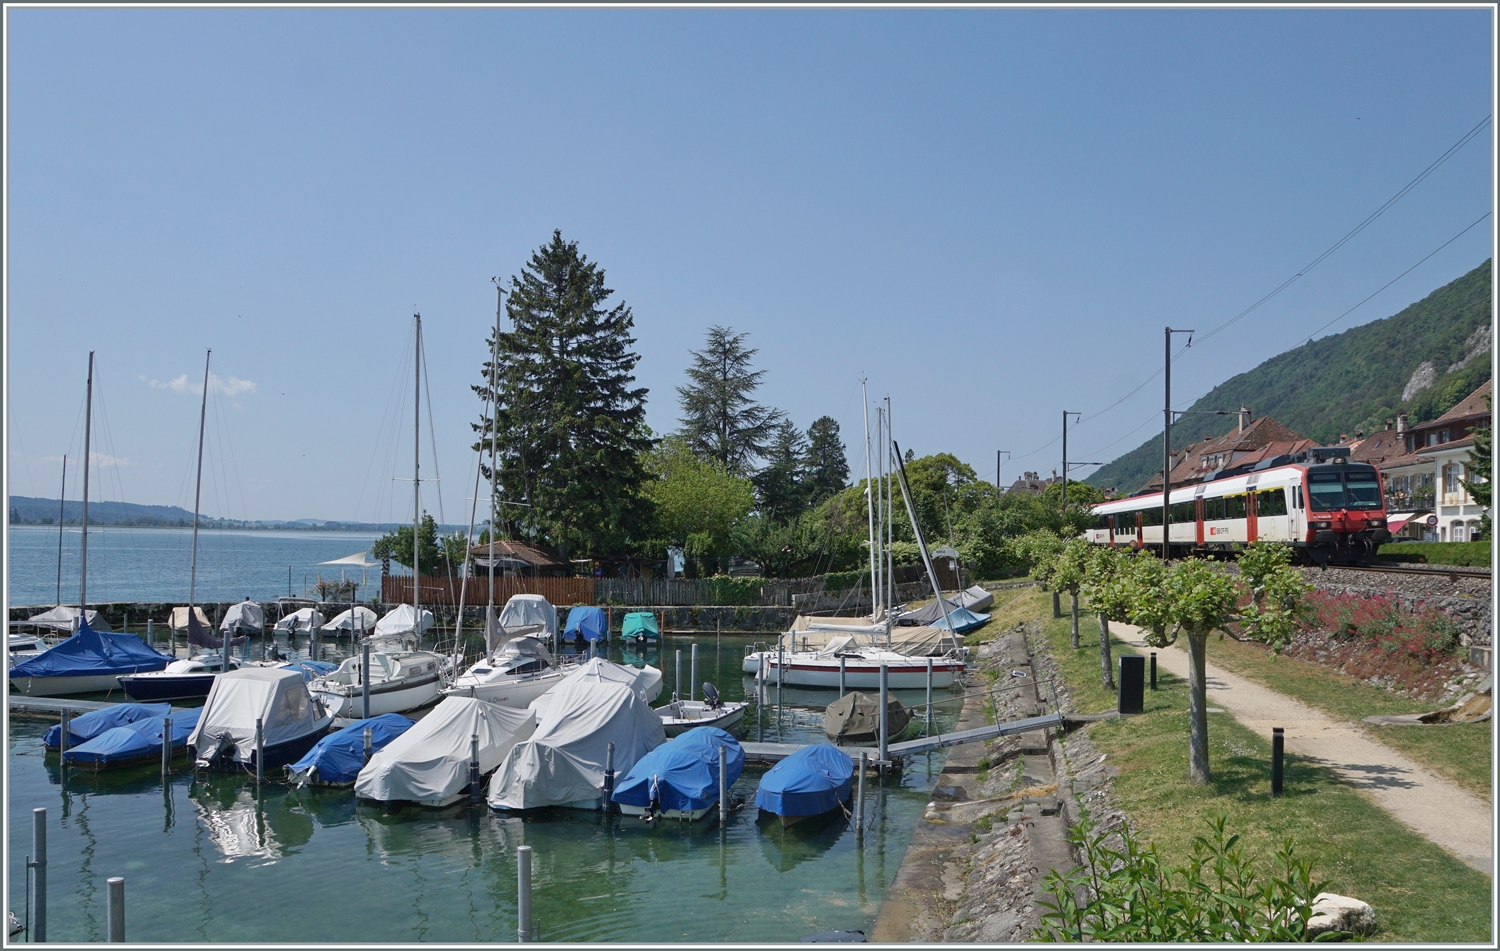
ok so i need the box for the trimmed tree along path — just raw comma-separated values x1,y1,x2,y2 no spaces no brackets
1114,623,1492,875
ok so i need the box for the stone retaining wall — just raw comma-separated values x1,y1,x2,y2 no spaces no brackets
1298,567,1492,650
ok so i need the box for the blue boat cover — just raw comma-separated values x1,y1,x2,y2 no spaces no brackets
754,744,853,819
930,607,989,633
12,618,170,680
287,714,414,785
611,727,745,812
62,709,203,766
44,702,171,749
621,612,660,640
281,660,338,682
564,606,608,643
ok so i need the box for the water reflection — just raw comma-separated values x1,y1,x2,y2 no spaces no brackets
188,783,313,865
756,809,851,872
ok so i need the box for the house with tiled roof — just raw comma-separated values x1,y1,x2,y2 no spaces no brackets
469,538,573,577
1138,409,1309,493
1006,470,1059,496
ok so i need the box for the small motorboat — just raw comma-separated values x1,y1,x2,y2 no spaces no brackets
62,709,203,770
8,629,54,665
754,744,854,826
9,618,170,697
657,682,748,737
822,691,910,744
306,634,449,718
527,656,663,719
287,714,414,787
119,652,242,703
612,726,746,821
498,594,558,646
44,701,171,750
274,607,326,636
443,635,574,709
621,611,660,646
563,605,608,644
220,599,265,636
189,667,334,771
321,606,377,638
355,696,536,808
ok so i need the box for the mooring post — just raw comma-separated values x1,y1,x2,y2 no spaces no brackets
674,649,682,702
146,617,154,646
878,662,890,767
516,845,533,943
255,718,264,784
105,877,124,942
718,743,728,825
31,807,47,942
312,625,319,663
603,741,616,813
363,727,374,765
854,752,866,840
469,734,481,804
839,655,846,697
776,638,784,692
1271,727,1284,796
690,643,697,703
1150,652,1157,690
162,717,173,778
925,657,934,732
59,710,70,761
361,639,372,720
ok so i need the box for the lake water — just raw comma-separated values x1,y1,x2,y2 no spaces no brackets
6,634,963,943
6,525,386,606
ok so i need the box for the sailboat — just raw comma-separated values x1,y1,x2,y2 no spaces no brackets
308,313,450,718
10,353,171,696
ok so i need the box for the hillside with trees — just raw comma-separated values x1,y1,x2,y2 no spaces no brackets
1087,259,1492,494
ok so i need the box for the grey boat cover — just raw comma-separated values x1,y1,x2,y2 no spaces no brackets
25,605,111,633
498,595,557,641
897,585,994,626
528,656,662,719
187,667,332,763
220,601,265,634
488,676,665,810
355,696,536,805
321,606,377,634
273,608,326,634
779,621,957,658
374,603,434,637
823,691,911,743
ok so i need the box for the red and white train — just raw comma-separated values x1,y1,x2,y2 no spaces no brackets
1085,448,1391,565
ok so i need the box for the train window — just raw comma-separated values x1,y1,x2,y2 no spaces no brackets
1344,470,1382,510
1171,501,1195,522
1224,495,1246,519
1257,489,1287,516
1308,471,1343,511
1141,508,1160,527
1204,497,1224,520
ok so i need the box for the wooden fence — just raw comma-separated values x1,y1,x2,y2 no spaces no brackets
382,575,595,607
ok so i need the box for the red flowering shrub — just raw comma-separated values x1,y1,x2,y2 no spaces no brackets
1301,590,1460,665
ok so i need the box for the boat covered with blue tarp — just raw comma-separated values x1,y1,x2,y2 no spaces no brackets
287,713,414,786
612,726,745,820
564,606,608,644
10,619,171,697
621,612,660,644
754,744,853,825
928,607,989,634
281,660,338,682
62,709,203,769
44,702,172,750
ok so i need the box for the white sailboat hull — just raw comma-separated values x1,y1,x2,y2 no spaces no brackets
8,673,128,697
441,667,568,708
762,656,964,690
311,676,444,718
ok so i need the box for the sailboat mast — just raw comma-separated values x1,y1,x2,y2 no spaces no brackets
874,406,885,618
190,350,211,612
56,456,67,605
413,313,423,625
885,396,894,620
80,352,93,615
860,380,876,620
489,288,501,610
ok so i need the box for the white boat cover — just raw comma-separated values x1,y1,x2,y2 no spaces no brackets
488,677,665,810
780,619,957,657
355,696,536,804
273,607,325,633
483,604,504,655
322,606,377,634
25,605,111,633
169,606,212,632
498,595,556,640
187,667,330,762
220,600,265,634
528,657,662,718
375,603,435,637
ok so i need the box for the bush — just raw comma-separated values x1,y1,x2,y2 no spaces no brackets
1377,541,1491,566
1037,815,1341,942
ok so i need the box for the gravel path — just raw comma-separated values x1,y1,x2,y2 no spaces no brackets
1112,622,1493,875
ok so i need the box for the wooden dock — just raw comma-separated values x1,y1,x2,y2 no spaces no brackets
740,711,1067,767
7,696,191,721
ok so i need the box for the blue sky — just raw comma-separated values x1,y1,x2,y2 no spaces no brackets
4,6,1494,523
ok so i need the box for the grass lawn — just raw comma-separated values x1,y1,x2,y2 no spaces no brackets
1011,588,1493,943
1206,636,1492,801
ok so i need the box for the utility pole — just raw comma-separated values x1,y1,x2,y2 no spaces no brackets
1163,327,1194,563
1061,412,1081,509
995,450,1010,498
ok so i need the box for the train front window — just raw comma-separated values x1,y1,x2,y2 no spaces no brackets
1344,470,1382,510
1308,472,1345,512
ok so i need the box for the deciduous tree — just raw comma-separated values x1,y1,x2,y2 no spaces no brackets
641,437,755,570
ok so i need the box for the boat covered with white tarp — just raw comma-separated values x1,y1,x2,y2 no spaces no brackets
220,600,265,634
527,656,662,718
498,594,557,642
188,667,334,770
273,608,325,634
355,696,536,807
374,603,434,638
321,606,377,635
24,605,111,633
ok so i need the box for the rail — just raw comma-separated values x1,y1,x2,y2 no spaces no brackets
1325,563,1491,581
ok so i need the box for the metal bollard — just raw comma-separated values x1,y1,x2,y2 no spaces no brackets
59,710,70,760
675,649,682,702
690,643,697,703
469,734,481,804
146,617,154,646
312,626,319,663
31,808,47,942
602,741,616,813
363,727,374,765
106,877,124,942
1150,652,1157,690
1272,727,1284,797
925,657,934,731
517,845,533,942
878,663,890,766
362,639,372,720
718,743,728,825
255,718,264,784
839,655,846,697
162,717,173,778
854,752,866,840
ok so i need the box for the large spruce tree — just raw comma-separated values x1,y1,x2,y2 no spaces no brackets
804,415,849,504
676,325,784,476
752,419,810,522
477,231,653,557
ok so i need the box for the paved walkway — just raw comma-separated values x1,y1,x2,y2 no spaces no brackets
1112,623,1492,875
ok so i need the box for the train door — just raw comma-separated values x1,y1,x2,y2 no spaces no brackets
1246,491,1258,542
1195,498,1205,546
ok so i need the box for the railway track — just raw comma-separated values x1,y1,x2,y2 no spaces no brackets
1314,562,1492,582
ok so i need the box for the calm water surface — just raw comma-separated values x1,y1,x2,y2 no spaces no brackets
7,635,964,943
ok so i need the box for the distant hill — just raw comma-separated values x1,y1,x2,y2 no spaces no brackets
1086,259,1492,494
6,497,454,532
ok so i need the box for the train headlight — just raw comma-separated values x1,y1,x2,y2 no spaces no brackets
1365,519,1386,528
1309,520,1332,529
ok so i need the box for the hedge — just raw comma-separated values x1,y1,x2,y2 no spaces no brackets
1376,540,1491,567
